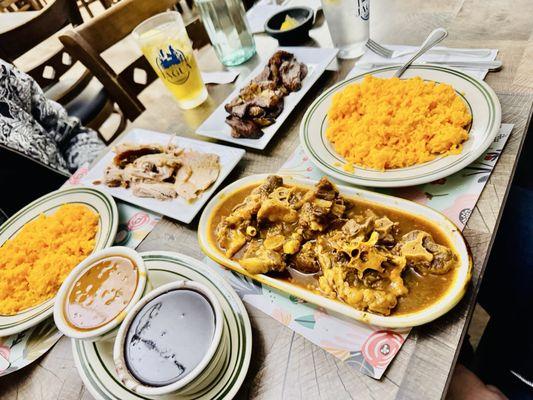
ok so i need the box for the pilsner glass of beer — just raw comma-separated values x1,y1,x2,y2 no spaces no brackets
133,11,208,109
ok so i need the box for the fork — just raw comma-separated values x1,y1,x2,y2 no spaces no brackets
366,38,492,59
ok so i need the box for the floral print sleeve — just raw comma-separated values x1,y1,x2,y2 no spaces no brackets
0,59,105,174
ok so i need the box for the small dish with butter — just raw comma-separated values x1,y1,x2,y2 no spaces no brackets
112,280,224,396
53,247,148,341
265,7,314,46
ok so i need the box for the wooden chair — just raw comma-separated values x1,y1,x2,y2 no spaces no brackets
0,0,127,142
0,0,83,91
59,0,210,140
0,0,45,12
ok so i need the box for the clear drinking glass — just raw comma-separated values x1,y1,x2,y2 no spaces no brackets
132,11,208,110
194,0,256,66
321,0,370,59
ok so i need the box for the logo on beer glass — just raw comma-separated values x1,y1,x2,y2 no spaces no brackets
358,0,369,20
156,45,191,85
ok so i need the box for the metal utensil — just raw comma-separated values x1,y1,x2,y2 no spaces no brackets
357,59,503,71
365,38,396,58
394,28,448,77
287,266,320,287
366,38,491,59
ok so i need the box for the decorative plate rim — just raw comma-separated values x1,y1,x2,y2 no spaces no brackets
72,251,252,400
299,64,502,187
198,173,473,328
0,187,118,336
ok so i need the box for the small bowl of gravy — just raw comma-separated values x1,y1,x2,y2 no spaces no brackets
53,247,148,341
112,280,224,396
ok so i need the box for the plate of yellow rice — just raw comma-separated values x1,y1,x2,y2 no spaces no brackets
0,187,118,336
300,65,501,187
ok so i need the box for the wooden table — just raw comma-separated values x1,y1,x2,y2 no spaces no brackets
1,0,532,399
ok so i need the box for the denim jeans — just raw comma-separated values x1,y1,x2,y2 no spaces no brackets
474,185,533,399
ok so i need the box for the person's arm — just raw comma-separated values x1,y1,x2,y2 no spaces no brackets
26,74,105,172
0,59,105,173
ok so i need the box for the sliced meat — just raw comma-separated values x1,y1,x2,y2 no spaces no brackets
248,88,281,109
175,182,198,201
131,153,181,182
131,182,177,200
113,143,164,168
279,59,307,92
226,116,264,138
253,66,271,82
103,165,125,187
264,101,284,119
266,50,295,84
175,164,192,184
174,152,220,201
229,103,249,119
248,106,266,118
223,51,306,140
104,141,220,202
252,116,276,127
179,152,220,191
224,96,244,114
164,144,184,157
122,163,173,183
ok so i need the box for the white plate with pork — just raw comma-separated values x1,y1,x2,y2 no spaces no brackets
81,129,245,223
196,47,339,150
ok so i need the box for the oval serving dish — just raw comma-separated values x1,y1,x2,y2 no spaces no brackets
198,174,472,328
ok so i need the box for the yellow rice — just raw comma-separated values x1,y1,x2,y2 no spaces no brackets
0,204,99,315
326,75,472,170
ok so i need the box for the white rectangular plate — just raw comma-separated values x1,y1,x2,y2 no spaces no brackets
81,128,245,224
196,47,339,150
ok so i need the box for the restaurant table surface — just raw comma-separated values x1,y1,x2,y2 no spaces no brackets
1,0,533,399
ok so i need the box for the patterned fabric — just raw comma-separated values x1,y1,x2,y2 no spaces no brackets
0,59,105,174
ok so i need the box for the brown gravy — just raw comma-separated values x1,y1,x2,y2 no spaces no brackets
208,182,458,316
65,256,138,330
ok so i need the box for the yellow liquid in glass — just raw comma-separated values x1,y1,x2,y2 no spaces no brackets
139,26,206,108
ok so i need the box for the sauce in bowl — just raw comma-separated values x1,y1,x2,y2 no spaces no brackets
124,289,215,387
65,256,138,330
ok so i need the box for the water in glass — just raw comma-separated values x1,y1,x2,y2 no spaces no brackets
195,0,256,66
321,0,369,59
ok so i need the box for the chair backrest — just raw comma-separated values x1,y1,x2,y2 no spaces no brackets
59,0,210,121
0,0,83,88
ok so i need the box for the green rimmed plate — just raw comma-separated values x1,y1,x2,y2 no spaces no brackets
300,65,502,187
72,251,252,400
0,187,118,337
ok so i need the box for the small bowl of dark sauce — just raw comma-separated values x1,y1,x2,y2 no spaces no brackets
265,6,314,46
113,280,224,396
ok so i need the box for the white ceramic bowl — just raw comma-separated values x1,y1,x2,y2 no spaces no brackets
53,247,148,341
112,280,224,396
